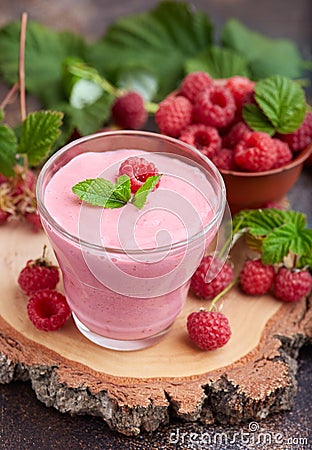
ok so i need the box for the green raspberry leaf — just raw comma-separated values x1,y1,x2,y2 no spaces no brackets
0,108,4,122
232,208,288,237
232,208,312,267
254,75,306,134
0,21,88,102
261,223,296,265
88,1,213,100
72,178,128,209
132,175,162,210
243,103,276,135
62,58,105,108
298,251,312,270
0,125,17,176
185,45,250,79
283,210,307,229
18,111,63,166
221,19,306,80
261,223,312,265
61,90,114,136
290,228,312,257
117,68,158,101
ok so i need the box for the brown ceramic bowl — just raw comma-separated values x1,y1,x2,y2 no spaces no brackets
219,143,312,213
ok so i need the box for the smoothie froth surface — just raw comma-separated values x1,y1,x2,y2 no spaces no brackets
44,149,215,250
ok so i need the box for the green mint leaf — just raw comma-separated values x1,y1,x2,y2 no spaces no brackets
114,175,132,203
88,1,213,100
72,178,128,209
243,103,276,135
18,111,63,166
185,45,250,79
132,175,162,210
221,19,306,80
254,75,306,134
0,124,17,176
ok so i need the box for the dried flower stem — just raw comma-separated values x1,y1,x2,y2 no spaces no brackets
19,12,28,123
0,82,19,110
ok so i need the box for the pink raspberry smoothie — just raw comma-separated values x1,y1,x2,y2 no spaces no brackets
38,132,225,350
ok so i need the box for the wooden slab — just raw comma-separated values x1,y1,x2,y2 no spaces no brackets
0,221,311,436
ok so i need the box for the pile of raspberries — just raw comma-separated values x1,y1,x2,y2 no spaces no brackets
155,72,312,172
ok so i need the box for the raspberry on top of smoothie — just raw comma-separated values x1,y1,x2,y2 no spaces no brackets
45,149,215,251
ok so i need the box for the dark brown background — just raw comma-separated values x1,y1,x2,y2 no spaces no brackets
0,1,311,449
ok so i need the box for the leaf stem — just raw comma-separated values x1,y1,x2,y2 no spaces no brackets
19,12,28,123
0,82,19,111
144,100,159,114
208,277,237,312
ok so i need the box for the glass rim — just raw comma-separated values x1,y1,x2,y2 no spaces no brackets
36,130,227,255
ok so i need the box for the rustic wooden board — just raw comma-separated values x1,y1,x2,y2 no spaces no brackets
0,221,311,436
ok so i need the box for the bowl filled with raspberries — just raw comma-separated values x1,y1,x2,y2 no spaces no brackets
154,71,312,213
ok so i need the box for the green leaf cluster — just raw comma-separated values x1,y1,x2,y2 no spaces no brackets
243,75,307,135
72,174,162,210
0,1,309,145
232,209,312,268
0,109,63,175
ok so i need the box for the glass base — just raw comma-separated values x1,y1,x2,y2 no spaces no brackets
72,313,172,351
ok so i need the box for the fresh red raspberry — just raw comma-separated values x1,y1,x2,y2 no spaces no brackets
118,156,160,193
187,310,231,350
193,85,236,129
179,71,213,103
234,131,277,172
179,124,221,159
25,212,43,232
27,289,71,331
18,253,60,296
190,255,234,300
273,267,312,302
278,111,312,152
222,121,252,149
272,138,293,168
212,148,236,171
111,91,147,130
225,76,255,111
155,95,193,137
239,259,275,295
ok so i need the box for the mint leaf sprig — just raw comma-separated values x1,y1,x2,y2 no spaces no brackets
232,208,312,269
72,174,162,210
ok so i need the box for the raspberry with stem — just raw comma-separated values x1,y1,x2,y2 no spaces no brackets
187,274,236,350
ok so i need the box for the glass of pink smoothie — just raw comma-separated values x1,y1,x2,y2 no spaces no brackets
36,131,227,350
